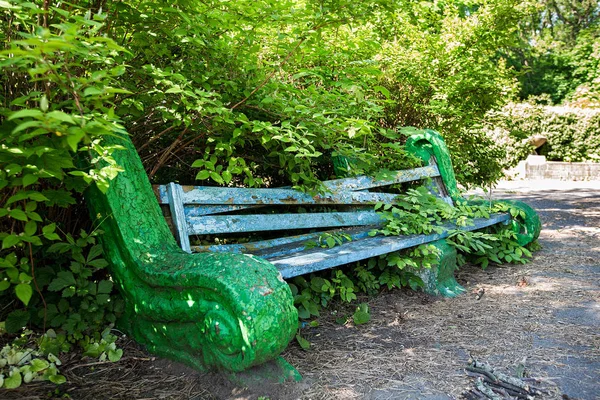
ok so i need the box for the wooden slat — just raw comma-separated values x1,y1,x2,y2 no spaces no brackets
268,214,511,278
155,185,256,215
178,186,398,206
190,227,374,258
323,165,440,192
166,183,191,253
186,211,382,235
153,164,438,207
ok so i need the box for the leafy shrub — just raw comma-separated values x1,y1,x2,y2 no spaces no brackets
481,102,600,166
0,1,126,338
376,1,522,187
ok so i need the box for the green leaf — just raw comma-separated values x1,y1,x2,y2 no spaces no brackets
3,370,22,389
28,192,49,202
66,131,85,152
24,220,37,236
22,174,38,187
107,348,123,362
46,111,75,124
373,85,391,99
325,237,336,248
83,87,103,96
30,358,50,372
42,190,75,207
97,280,113,294
15,283,33,306
353,310,370,325
5,309,29,333
48,374,66,384
9,209,28,221
87,244,103,262
2,235,21,249
297,306,310,319
295,334,311,350
48,271,76,291
5,192,28,204
209,171,224,184
42,223,56,234
8,109,43,120
40,95,49,112
222,170,232,184
195,170,210,180
0,280,10,291
87,259,109,268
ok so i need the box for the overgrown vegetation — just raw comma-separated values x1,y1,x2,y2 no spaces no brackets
0,0,596,389
291,188,534,332
480,102,600,167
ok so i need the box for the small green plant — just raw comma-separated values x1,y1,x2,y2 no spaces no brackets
0,331,66,389
305,232,352,249
352,303,370,325
79,326,123,363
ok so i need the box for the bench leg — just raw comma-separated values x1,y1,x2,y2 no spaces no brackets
496,199,542,246
412,239,466,297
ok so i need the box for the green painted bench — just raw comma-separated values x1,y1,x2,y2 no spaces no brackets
85,129,540,377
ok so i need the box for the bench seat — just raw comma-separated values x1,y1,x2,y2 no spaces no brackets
87,127,540,376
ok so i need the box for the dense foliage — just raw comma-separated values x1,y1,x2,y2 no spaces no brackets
482,103,600,167
513,0,600,105
0,0,596,388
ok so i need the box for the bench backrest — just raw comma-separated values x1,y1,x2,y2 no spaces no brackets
154,162,452,254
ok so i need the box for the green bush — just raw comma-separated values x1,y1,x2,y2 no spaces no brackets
480,102,600,166
0,1,126,336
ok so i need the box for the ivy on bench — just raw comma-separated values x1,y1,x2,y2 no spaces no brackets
86,128,540,378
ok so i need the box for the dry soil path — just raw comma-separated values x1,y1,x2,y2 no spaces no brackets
3,180,598,400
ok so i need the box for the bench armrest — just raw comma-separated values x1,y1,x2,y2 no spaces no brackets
85,133,297,372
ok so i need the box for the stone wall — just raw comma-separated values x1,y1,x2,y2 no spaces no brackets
510,155,600,180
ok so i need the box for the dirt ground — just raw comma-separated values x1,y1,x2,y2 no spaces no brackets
3,179,599,400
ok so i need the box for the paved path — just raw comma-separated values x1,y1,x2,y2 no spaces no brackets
471,180,600,400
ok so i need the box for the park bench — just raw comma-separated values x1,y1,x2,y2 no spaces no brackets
85,129,540,379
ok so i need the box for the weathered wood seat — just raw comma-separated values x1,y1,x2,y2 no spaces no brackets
86,128,540,378
155,167,506,290
154,130,540,297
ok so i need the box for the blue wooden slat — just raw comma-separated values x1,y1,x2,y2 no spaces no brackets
190,231,324,254
190,227,374,258
323,164,440,192
153,164,438,208
269,214,511,278
155,184,169,203
186,205,254,216
187,211,382,235
166,182,191,253
155,185,255,215
178,186,398,206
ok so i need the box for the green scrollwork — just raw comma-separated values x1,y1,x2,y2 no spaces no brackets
493,199,541,246
85,133,297,373
405,128,462,202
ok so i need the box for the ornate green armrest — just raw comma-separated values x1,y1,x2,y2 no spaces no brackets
405,129,541,246
85,133,297,372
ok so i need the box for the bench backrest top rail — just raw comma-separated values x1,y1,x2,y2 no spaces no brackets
163,186,400,207
154,164,440,206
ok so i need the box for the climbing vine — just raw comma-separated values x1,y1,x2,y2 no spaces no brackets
292,187,536,338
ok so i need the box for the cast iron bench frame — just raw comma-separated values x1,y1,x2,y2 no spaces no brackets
86,128,540,378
